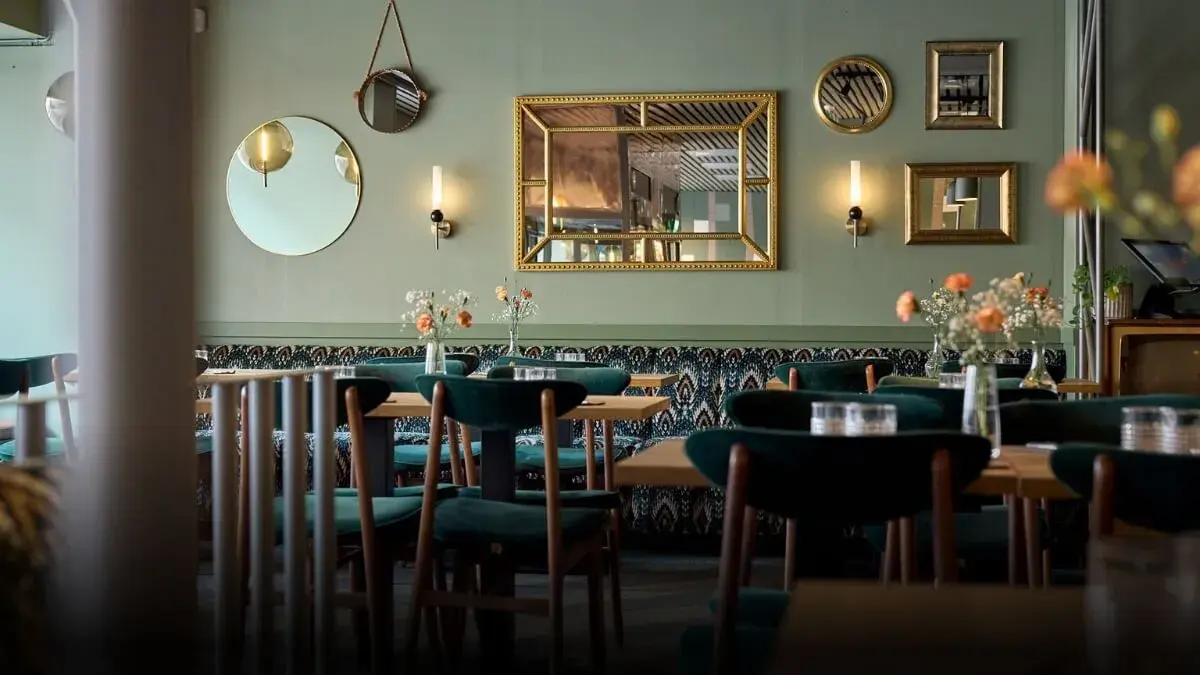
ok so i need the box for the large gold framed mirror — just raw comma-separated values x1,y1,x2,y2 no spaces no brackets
926,41,1005,130
813,56,893,134
514,92,778,271
905,162,1017,245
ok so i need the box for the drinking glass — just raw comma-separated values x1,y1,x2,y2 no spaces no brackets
938,372,966,389
810,402,849,436
1121,407,1168,451
1163,408,1200,455
556,353,583,362
513,367,531,380
847,403,897,436
543,367,558,379
334,366,356,379
962,365,1001,458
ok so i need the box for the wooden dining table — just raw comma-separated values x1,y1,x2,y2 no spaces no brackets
616,439,1079,587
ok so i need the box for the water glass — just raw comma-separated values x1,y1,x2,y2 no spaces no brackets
962,365,1001,458
1161,408,1200,454
556,353,584,362
1121,407,1168,451
938,372,966,389
513,366,533,380
846,403,897,436
333,366,356,379
810,402,849,436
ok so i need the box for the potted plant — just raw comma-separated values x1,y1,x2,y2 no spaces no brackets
1103,264,1133,320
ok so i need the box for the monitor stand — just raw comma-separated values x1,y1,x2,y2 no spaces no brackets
1136,283,1200,319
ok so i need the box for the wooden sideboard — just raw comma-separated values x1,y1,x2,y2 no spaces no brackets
1106,319,1200,395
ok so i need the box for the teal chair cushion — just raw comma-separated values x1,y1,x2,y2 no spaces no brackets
724,390,947,432
874,385,1058,429
1002,395,1200,446
494,356,607,369
355,362,466,394
272,494,423,541
685,428,992,524
772,359,893,392
333,484,459,499
432,498,607,549
707,587,790,628
365,354,480,375
0,437,68,460
0,353,78,395
1049,443,1200,533
487,365,630,396
457,485,620,509
414,375,587,431
876,375,938,388
514,445,613,472
677,624,777,675
393,440,482,468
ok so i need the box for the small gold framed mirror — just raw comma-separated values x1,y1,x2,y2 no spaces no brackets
905,162,1017,245
357,68,428,133
925,41,1005,130
813,56,894,134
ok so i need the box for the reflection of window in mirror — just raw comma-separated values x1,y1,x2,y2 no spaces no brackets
937,53,991,118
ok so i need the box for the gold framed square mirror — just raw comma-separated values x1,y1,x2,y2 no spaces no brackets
905,162,1017,245
925,41,1005,130
514,92,778,271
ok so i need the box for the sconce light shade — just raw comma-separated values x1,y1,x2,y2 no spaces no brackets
431,165,444,210
846,160,865,247
849,160,862,205
237,120,294,176
334,140,360,186
429,165,451,249
954,177,979,202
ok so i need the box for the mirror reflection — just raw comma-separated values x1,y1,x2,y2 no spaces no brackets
226,117,361,256
357,68,425,133
926,42,1004,129
516,93,777,270
905,163,1017,245
813,56,893,134
45,71,74,138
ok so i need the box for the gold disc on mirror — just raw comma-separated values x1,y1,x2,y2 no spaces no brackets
334,140,360,186
237,120,295,175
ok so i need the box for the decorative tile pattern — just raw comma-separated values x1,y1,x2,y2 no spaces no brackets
196,342,1065,538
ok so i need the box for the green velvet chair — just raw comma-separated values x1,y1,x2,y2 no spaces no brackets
405,375,609,672
876,374,938,388
942,359,1068,383
1001,395,1200,446
680,428,992,675
874,384,1059,430
0,354,77,460
494,355,608,369
1049,443,1200,535
723,389,947,432
355,362,480,486
365,353,480,375
772,358,893,392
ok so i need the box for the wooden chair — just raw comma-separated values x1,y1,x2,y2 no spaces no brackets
679,428,993,675
404,376,609,674
0,354,78,460
777,358,893,392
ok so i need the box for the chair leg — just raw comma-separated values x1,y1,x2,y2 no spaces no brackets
607,525,624,647
784,519,797,588
587,547,608,668
881,520,897,584
899,517,915,584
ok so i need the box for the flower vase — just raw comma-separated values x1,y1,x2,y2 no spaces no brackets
1020,340,1057,392
962,364,1002,458
424,340,447,374
507,328,521,356
924,334,946,378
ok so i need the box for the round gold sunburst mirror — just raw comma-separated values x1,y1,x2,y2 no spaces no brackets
813,56,894,134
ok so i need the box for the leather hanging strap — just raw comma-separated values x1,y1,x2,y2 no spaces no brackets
362,0,416,81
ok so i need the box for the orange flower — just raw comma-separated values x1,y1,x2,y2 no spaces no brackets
1173,146,1200,206
415,313,434,334
520,288,533,300
1045,151,1115,213
895,291,918,323
1024,287,1049,304
455,310,473,328
495,286,508,302
974,306,1005,333
943,273,974,293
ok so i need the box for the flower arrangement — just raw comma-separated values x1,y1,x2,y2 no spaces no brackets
897,273,1026,366
916,281,959,329
402,289,475,343
493,279,537,330
1002,274,1064,339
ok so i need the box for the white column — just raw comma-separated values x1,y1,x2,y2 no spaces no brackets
58,0,197,667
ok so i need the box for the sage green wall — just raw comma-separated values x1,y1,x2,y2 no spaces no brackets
196,0,1065,344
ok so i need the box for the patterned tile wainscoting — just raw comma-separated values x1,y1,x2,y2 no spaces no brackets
196,342,1065,543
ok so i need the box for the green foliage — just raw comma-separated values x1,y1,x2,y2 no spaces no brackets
1103,265,1132,301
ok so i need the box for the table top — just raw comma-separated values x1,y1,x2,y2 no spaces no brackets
765,582,1084,675
1056,378,1102,395
468,372,678,389
614,438,1077,499
371,392,670,421
65,368,295,385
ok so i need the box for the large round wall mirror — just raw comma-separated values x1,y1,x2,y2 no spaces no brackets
45,71,75,138
356,68,427,133
813,56,894,134
225,117,362,256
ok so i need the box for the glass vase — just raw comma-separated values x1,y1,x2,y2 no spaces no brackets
923,334,946,378
1020,340,1057,392
424,340,447,374
962,364,1002,458
507,328,520,356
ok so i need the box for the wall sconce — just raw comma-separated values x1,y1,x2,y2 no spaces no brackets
429,165,451,249
846,160,866,248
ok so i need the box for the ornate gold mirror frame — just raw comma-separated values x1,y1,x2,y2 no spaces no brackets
514,92,779,271
905,162,1018,245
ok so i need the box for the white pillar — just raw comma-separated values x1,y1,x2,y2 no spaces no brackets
58,0,197,667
